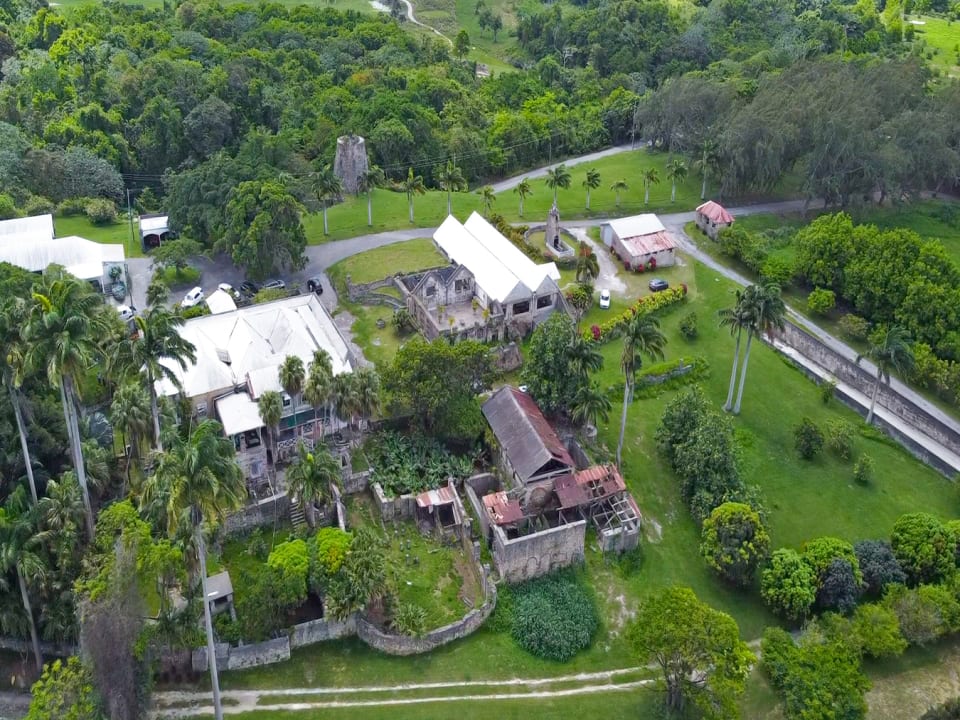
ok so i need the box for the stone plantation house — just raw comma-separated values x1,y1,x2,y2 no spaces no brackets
695,201,735,240
157,295,356,490
401,212,566,342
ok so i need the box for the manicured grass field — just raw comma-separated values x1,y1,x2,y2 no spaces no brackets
53,214,146,258
913,15,960,78
340,303,413,368
326,238,444,289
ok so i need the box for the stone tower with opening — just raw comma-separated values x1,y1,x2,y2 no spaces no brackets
334,134,370,195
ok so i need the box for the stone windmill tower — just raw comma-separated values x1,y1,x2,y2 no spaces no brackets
333,134,369,195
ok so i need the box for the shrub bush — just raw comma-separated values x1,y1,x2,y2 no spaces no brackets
84,198,118,225
760,256,794,288
0,193,18,220
853,454,873,485
581,285,687,343
180,304,210,319
511,571,599,661
392,603,428,637
839,314,870,342
819,378,837,404
57,197,92,217
700,502,770,587
267,539,310,607
22,195,55,217
891,512,956,586
793,417,824,459
679,311,698,340
855,539,906,597
807,288,836,316
825,420,855,460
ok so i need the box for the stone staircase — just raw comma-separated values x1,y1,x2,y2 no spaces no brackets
290,502,306,529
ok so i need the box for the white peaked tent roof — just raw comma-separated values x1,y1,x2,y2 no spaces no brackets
605,214,665,239
433,213,561,304
158,294,352,400
0,214,55,242
0,235,124,280
205,289,237,315
139,215,169,234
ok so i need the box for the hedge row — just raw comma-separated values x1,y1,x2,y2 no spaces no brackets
584,284,688,343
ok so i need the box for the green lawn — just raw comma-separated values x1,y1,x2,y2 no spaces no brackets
337,303,413,368
912,15,960,78
326,238,444,290
53,214,146,258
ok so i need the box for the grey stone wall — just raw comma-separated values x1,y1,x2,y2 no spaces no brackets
224,493,291,536
599,525,640,554
227,637,290,670
372,481,416,521
343,469,371,495
492,520,587,583
191,642,230,673
333,135,369,195
289,615,357,648
464,473,499,542
0,637,76,656
777,323,960,459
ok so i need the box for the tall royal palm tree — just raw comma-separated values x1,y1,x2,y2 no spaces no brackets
582,168,601,210
665,158,688,203
352,367,380,432
857,326,916,425
333,372,360,432
642,168,660,206
111,382,151,489
146,420,245,720
617,315,666,467
718,288,756,413
305,349,333,439
694,139,721,201
402,167,426,224
358,165,386,227
575,242,600,284
438,160,466,216
545,164,571,205
0,300,38,504
514,178,532,217
279,355,306,422
0,488,45,672
571,381,612,429
285,441,340,527
733,283,786,415
477,185,496,216
610,179,628,208
311,164,343,236
126,306,197,453
258,390,283,471
24,275,107,540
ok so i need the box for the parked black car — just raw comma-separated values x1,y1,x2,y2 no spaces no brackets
239,281,260,297
648,278,670,292
306,276,324,295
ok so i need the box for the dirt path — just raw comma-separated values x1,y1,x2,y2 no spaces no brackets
570,228,625,294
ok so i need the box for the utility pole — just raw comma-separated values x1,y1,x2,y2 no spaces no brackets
126,187,136,255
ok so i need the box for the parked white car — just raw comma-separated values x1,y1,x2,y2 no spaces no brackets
218,282,241,299
182,287,205,308
116,304,136,322
599,289,611,309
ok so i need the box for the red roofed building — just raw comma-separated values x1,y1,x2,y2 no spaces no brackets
695,201,735,240
601,214,679,271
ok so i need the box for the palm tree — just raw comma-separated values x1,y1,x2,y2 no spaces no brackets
617,315,666,467
111,382,151,489
352,367,380,432
358,165,386,227
477,185,496,216
0,300,38,504
125,306,197,453
610,179,628,208
641,168,660,206
438,160,466,216
24,275,107,540
575,242,600,284
857,326,916,425
333,372,360,432
733,283,786,415
278,355,306,424
258,390,283,471
545,164,571,204
146,420,245,720
310,164,343,236
568,335,604,382
514,178,532,217
718,288,756,413
694,139,721,201
571,381,612,429
305,350,333,438
402,167,426,224
0,488,45,672
582,168,601,210
285,441,340,527
665,158,688,203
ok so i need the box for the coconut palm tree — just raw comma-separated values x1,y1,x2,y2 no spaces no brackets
310,164,343,236
617,315,666,467
718,288,756,413
582,168,601,210
665,158,688,203
641,168,660,206
278,355,305,423
402,167,426,224
358,165,386,227
125,306,197,453
0,488,45,672
610,179,628,208
24,274,108,540
857,326,916,425
513,178,532,217
333,372,360,432
568,334,604,382
571,381,612,429
352,367,380,432
694,139,721,201
477,185,496,216
733,283,786,415
305,350,333,438
545,164,571,205
146,419,245,720
257,390,283,471
438,160,466,216
285,441,340,527
111,382,151,488
575,242,600,284
0,300,38,504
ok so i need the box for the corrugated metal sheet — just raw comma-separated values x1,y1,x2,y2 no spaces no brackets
482,491,524,525
416,485,456,508
621,231,678,258
481,387,573,484
696,201,734,224
606,213,664,239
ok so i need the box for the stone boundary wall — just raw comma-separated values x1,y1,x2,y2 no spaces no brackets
492,520,587,584
464,473,499,542
777,323,960,461
342,469,371,495
0,637,76,657
289,615,357,648
372,481,417,521
224,493,291,536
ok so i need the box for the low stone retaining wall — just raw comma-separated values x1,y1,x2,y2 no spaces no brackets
224,493,291,536
289,615,357,649
342,468,371,495
0,637,76,657
372,481,416,521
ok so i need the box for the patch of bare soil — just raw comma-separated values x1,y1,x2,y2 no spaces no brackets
866,643,960,720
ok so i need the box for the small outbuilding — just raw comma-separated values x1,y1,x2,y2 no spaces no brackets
204,571,237,620
601,214,678,271
695,201,734,240
140,214,171,249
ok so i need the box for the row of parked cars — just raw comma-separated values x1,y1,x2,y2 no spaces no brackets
598,278,670,310
181,276,324,308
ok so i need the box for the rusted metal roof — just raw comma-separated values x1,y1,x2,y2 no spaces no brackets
620,231,678,258
482,491,524,525
481,387,574,484
416,485,457,508
554,465,627,509
696,201,734,224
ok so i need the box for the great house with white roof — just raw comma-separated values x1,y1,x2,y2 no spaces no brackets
401,212,566,342
157,294,356,486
